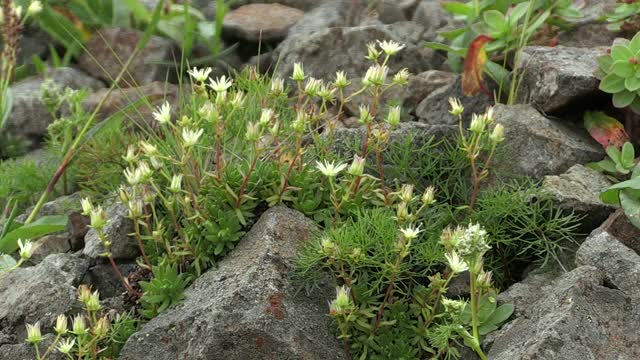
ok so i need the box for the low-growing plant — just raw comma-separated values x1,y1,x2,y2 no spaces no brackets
606,0,640,33
596,31,640,112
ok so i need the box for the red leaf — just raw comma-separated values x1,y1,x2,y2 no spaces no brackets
462,35,493,96
584,111,629,148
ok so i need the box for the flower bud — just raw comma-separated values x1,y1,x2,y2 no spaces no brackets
90,207,107,230
304,78,322,97
93,317,110,338
421,186,436,205
448,97,464,116
25,323,43,344
17,239,32,260
55,314,68,335
347,154,366,176
329,286,353,316
393,69,410,86
259,108,274,126
334,71,350,88
490,124,505,144
399,184,414,203
362,65,388,87
72,315,87,335
246,122,261,142
469,114,486,133
170,174,183,193
291,63,306,82
386,105,401,127
270,77,284,96
358,105,372,125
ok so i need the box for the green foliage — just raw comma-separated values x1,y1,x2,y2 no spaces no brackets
140,264,189,319
0,157,57,211
606,0,640,32
460,291,513,335
596,32,640,112
0,215,67,254
102,312,140,358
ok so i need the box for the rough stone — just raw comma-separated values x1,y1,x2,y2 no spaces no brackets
5,68,104,141
412,0,458,35
576,229,640,299
515,46,607,113
598,209,640,254
15,192,84,224
82,262,138,299
0,334,63,360
492,104,604,180
0,254,88,344
119,206,345,360
83,201,138,260
275,22,445,82
67,211,90,251
78,27,177,87
287,0,351,36
542,164,615,228
28,234,71,264
223,4,304,42
558,23,618,49
487,266,640,359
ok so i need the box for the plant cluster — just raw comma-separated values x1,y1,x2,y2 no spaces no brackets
606,0,640,33
596,31,640,112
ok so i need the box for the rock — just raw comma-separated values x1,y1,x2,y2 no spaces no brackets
597,209,640,254
415,75,494,130
67,211,90,251
82,82,182,130
576,229,640,299
496,271,559,318
374,0,408,24
288,0,351,36
223,4,304,42
119,206,345,360
83,201,138,260
228,0,318,11
8,26,51,65
542,164,615,229
0,334,63,360
412,0,458,35
78,27,177,87
275,22,444,82
487,266,640,359
0,254,88,344
558,23,618,49
344,70,456,117
82,262,138,299
5,68,104,141
492,104,604,180
15,192,84,224
515,46,607,113
28,234,71,264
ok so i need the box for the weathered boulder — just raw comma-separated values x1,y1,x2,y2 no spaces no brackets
28,234,71,264
78,27,177,87
0,334,63,360
83,201,138,260
488,265,640,359
82,262,138,299
275,22,444,82
542,164,615,229
5,68,104,141
119,206,345,360
412,0,458,35
0,254,88,344
492,104,604,180
576,228,640,299
223,3,304,42
597,208,640,254
287,0,351,36
515,46,607,113
15,192,84,224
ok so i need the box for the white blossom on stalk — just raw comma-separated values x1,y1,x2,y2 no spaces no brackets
400,224,422,241
393,68,410,85
270,77,284,95
181,128,204,148
17,239,32,260
386,105,401,127
445,251,468,274
80,197,93,215
362,65,388,87
57,338,75,354
304,77,323,97
291,62,306,81
231,91,245,107
365,42,382,61
334,71,350,88
187,67,212,83
448,97,464,116
152,101,171,124
27,1,42,16
377,40,405,56
25,323,43,344
259,108,274,126
315,160,347,177
208,75,233,93
170,174,183,193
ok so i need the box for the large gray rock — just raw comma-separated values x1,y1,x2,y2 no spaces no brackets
515,46,607,113
412,0,458,35
0,334,63,360
119,206,345,360
487,266,640,359
78,27,177,87
597,209,640,255
492,104,604,180
542,164,615,228
576,229,640,299
5,68,104,141
223,3,304,42
288,0,351,35
275,22,444,82
0,254,88,344
83,201,138,260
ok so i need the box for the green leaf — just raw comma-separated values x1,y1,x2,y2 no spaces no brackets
620,189,640,228
613,60,635,78
424,42,466,57
122,0,151,21
600,188,621,205
609,176,640,190
626,75,640,91
0,254,17,273
607,146,622,164
612,45,634,62
486,304,514,325
442,2,473,15
483,10,507,29
599,73,626,94
0,215,68,254
598,55,613,73
622,142,635,168
478,323,498,336
630,31,640,53
613,90,636,108
0,88,12,131
35,8,86,57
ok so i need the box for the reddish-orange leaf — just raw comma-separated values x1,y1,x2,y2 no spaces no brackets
584,111,629,148
462,35,493,97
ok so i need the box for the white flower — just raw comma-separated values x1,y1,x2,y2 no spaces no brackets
362,65,388,87
182,128,204,148
27,1,42,16
152,101,171,124
89,207,107,230
246,122,260,142
259,108,274,126
334,71,350,88
139,141,158,156
316,160,347,177
377,40,405,56
421,186,436,205
25,322,43,344
445,251,469,274
57,338,76,354
358,105,372,124
291,62,306,81
393,68,410,85
329,285,352,316
72,315,87,335
448,97,464,116
400,224,423,240
469,113,486,133
80,197,93,215
304,77,322,97
456,223,490,257
490,124,505,144
365,42,382,61
149,156,163,170
208,75,233,93
441,297,466,312
17,239,32,260
187,67,212,83
54,314,68,335
484,106,494,124
386,105,401,127
122,145,137,163
347,154,366,176
231,91,245,107
170,174,182,193
270,77,284,95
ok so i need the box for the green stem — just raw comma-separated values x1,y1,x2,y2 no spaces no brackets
469,271,487,360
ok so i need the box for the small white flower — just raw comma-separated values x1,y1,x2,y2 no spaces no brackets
246,122,261,142
27,1,42,16
315,160,347,177
137,162,153,181
57,338,75,354
291,62,306,81
347,154,366,176
400,224,423,240
448,97,464,116
365,42,382,61
80,197,93,215
421,186,436,205
25,322,43,344
170,174,183,193
329,285,352,316
152,101,171,124
187,67,212,83
139,141,158,156
334,71,350,88
231,91,245,107
89,207,107,230
17,239,32,260
259,108,274,126
149,156,163,170
304,77,323,97
386,105,401,127
393,68,410,85
72,315,87,335
208,75,233,93
445,251,469,274
362,65,388,87
54,314,68,335
270,77,284,95
358,105,372,124
182,128,204,148
469,113,486,133
122,145,137,163
377,40,406,56
490,124,505,144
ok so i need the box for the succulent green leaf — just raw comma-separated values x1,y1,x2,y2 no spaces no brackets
631,96,640,114
483,10,507,30
620,189,640,229
0,215,68,254
486,304,514,325
600,188,620,205
613,90,636,108
621,142,635,169
600,73,626,94
598,55,613,73
631,32,640,53
609,176,640,190
611,45,634,62
442,2,473,15
626,75,640,91
613,60,635,78
0,254,17,273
